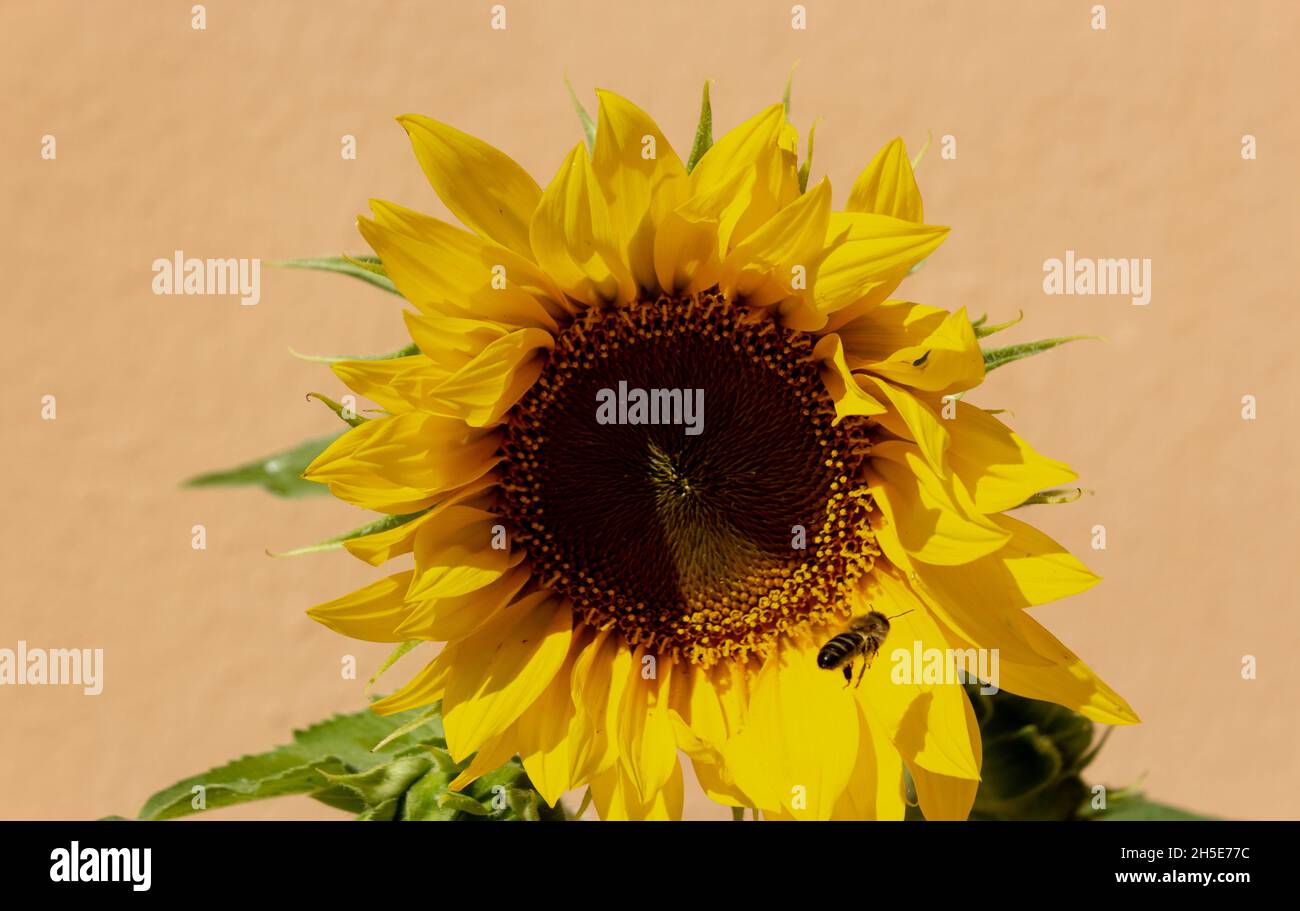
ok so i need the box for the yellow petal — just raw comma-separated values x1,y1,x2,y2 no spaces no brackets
846,137,924,222
515,642,582,807
906,562,1058,670
395,563,530,641
690,104,784,192
306,571,413,643
568,629,631,782
669,711,749,807
651,165,751,294
988,513,1101,604
589,757,684,821
370,649,452,715
814,212,948,316
402,310,509,369
375,200,567,315
688,104,792,248
425,327,551,428
591,90,688,292
615,648,678,801
831,298,947,355
858,305,984,395
530,143,636,307
861,374,951,476
905,687,982,820
720,177,833,325
909,514,1099,666
343,473,498,566
869,440,1011,565
397,114,541,258
359,201,561,330
408,505,517,601
448,726,518,791
303,413,500,513
813,334,888,421
830,704,908,820
441,590,574,759
670,659,749,746
722,641,860,819
946,401,1078,513
329,355,439,414
853,571,982,779
935,608,1140,726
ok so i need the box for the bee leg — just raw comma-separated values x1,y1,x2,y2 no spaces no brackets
841,662,853,688
853,658,869,689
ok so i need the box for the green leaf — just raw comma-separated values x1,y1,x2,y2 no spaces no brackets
183,433,341,497
1093,795,1219,821
135,706,445,820
564,74,597,152
271,255,398,294
982,336,1098,373
270,509,429,558
130,702,565,821
685,81,713,174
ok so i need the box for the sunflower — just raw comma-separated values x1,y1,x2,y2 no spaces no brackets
302,89,1138,820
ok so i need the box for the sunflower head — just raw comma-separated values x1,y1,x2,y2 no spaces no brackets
302,85,1138,820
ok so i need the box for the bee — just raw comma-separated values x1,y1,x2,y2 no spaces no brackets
817,610,912,688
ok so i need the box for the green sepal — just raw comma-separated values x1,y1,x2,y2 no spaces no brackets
982,335,1098,373
972,310,1024,339
685,81,713,174
782,64,797,120
1013,487,1087,508
183,433,340,498
910,131,933,170
366,641,423,696
506,788,542,821
437,792,494,817
307,392,367,427
318,753,434,809
564,75,597,152
798,119,819,193
271,255,397,294
289,341,419,365
269,508,429,558
948,686,1217,822
401,775,459,821
356,797,401,822
979,726,1067,803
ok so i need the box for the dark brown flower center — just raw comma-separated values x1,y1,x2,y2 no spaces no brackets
499,290,879,666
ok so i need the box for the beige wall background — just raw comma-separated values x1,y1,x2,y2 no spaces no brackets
2,0,1297,820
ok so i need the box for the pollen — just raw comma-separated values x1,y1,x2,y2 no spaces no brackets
499,290,880,668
